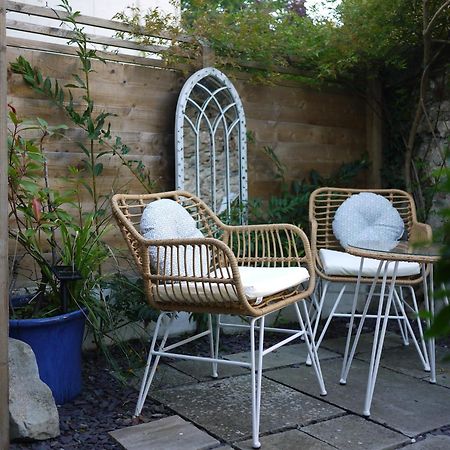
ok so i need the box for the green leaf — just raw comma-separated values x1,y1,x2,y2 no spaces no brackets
94,163,104,176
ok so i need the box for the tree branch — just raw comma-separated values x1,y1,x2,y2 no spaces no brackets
424,0,450,36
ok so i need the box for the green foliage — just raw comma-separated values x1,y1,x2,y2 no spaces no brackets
119,0,448,82
248,147,369,231
105,273,159,325
8,1,160,363
8,106,109,319
426,144,450,341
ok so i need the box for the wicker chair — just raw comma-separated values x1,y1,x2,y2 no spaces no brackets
111,190,326,449
308,187,432,371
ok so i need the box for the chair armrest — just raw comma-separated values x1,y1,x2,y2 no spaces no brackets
135,235,239,276
410,222,432,244
223,222,314,273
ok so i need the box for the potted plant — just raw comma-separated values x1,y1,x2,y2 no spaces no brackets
8,105,109,404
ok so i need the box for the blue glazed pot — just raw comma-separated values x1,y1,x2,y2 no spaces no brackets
9,308,86,404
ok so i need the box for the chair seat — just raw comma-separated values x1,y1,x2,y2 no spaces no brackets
319,249,420,277
232,266,309,299
154,266,310,303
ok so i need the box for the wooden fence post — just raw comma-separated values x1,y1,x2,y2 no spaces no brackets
366,78,383,188
0,0,9,448
201,44,215,68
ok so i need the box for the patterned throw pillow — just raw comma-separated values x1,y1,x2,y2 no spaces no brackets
332,192,405,248
140,199,209,276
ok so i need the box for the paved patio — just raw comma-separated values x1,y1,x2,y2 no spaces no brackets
110,331,450,450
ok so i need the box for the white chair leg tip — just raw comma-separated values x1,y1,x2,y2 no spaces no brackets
363,410,371,417
320,390,327,396
252,442,261,449
339,379,347,385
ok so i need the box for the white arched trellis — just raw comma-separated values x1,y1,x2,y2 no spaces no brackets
175,67,248,223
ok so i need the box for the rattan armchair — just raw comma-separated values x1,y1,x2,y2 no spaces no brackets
308,187,432,370
112,190,326,449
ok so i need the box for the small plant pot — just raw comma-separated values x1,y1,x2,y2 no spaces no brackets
9,308,86,404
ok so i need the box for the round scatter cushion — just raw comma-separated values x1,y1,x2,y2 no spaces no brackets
332,192,405,248
140,199,209,276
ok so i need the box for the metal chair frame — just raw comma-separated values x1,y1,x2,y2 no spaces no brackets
112,190,326,448
308,187,433,373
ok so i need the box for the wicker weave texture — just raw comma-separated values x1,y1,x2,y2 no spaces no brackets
111,191,315,316
309,187,432,284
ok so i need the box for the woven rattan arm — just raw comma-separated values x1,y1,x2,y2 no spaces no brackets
410,222,432,244
133,234,268,315
222,223,315,296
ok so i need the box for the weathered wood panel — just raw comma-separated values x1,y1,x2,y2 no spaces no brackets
7,46,368,258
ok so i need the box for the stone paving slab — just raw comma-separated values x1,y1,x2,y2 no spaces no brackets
130,363,198,391
225,343,339,370
356,345,450,381
236,428,337,449
109,415,220,450
321,331,405,355
402,435,450,449
302,414,410,450
265,357,450,437
151,374,343,442
168,359,248,381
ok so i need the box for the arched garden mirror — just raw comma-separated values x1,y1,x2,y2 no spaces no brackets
175,67,248,223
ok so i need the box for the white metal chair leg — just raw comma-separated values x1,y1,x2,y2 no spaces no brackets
340,259,383,385
423,263,436,383
310,281,330,340
312,283,347,353
407,286,431,370
208,314,218,378
135,313,174,417
306,281,347,366
393,289,430,371
392,290,409,345
363,261,398,416
296,302,327,395
250,317,262,449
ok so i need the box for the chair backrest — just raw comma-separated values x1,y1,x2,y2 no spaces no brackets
111,191,224,274
309,187,417,254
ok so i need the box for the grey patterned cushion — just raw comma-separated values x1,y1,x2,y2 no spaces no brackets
140,199,209,276
332,192,405,248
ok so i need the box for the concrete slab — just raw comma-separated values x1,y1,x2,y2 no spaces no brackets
236,429,336,449
151,374,343,442
225,343,339,370
321,332,404,355
356,345,450,381
168,360,248,381
303,414,409,449
265,357,450,437
109,415,220,450
130,363,198,391
403,435,450,449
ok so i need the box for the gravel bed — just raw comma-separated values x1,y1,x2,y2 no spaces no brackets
10,350,172,450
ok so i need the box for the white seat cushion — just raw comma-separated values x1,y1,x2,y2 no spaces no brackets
140,199,209,276
332,192,405,248
319,249,420,277
154,266,310,303
230,266,309,299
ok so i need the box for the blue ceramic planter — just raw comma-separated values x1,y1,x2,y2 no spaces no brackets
9,308,86,404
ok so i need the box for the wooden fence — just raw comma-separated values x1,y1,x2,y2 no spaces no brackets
6,1,377,255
